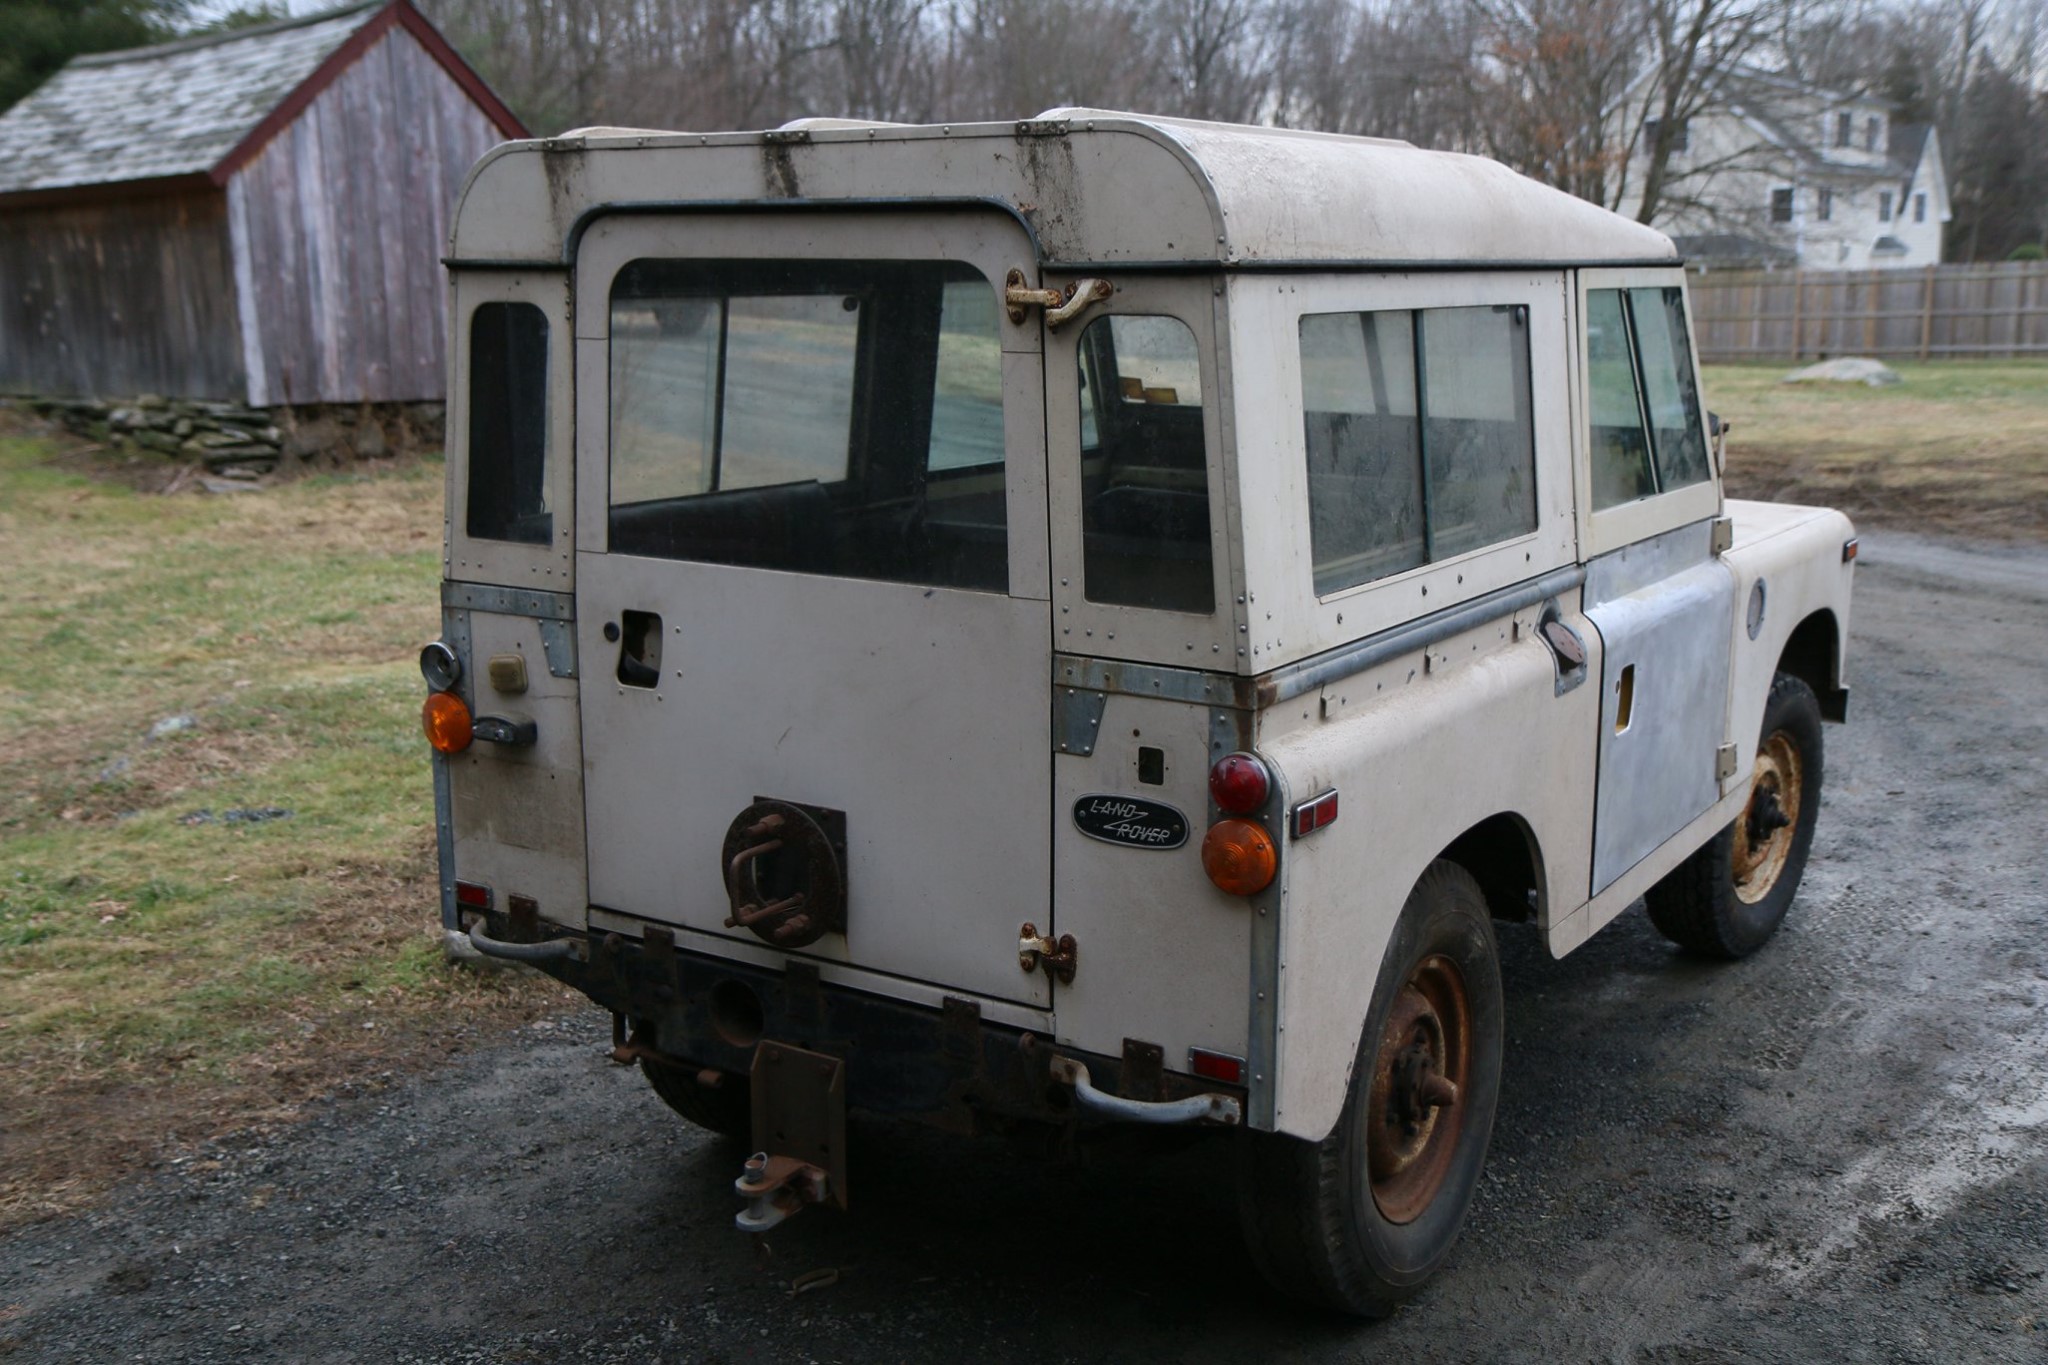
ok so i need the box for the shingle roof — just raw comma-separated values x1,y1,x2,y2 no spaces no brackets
0,2,380,195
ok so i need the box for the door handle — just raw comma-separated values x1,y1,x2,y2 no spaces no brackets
611,610,663,688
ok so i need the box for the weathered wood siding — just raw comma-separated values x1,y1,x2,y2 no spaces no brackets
0,189,246,399
226,24,508,406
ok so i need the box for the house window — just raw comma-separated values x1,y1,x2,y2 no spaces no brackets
1818,188,1833,221
1835,112,1852,148
1643,118,1689,153
1771,188,1795,223
1914,192,1927,223
1879,191,1892,222
1297,304,1536,595
1866,116,1881,151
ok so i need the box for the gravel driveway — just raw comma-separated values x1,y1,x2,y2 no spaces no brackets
2,530,2043,1363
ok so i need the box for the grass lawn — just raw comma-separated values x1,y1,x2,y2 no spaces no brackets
0,413,568,1230
1704,360,2048,540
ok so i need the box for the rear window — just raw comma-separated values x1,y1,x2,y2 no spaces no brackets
1298,304,1536,596
465,302,552,545
606,259,1006,593
1076,314,1214,614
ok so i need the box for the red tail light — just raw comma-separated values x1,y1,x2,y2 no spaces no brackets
1209,753,1271,814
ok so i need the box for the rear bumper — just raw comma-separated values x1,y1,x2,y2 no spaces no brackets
476,910,1244,1133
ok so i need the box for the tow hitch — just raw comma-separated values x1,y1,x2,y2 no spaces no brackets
733,1040,848,1233
734,1152,832,1232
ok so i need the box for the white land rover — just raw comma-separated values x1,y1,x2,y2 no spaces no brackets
422,110,1855,1315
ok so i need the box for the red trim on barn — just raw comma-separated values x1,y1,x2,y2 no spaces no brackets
390,1,530,142
207,0,529,188
0,172,216,210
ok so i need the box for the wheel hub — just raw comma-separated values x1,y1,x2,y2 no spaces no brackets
1732,732,1804,905
1366,955,1470,1224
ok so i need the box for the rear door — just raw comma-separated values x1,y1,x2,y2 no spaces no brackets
574,211,1053,1007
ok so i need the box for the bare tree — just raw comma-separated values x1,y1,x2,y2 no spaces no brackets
1155,0,1271,119
829,0,939,120
1470,0,1645,202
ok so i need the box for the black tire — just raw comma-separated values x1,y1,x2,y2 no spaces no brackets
1236,860,1504,1317
641,1056,752,1138
1646,671,1824,959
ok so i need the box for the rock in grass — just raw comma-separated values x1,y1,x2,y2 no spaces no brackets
351,422,387,459
1782,357,1902,387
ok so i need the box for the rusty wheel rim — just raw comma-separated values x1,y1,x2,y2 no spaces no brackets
1732,732,1803,905
1366,954,1471,1225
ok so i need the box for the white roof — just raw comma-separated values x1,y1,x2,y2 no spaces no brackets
0,3,378,195
453,109,1675,267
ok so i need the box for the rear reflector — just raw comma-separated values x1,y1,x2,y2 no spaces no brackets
1291,789,1339,839
454,881,492,910
1189,1049,1246,1085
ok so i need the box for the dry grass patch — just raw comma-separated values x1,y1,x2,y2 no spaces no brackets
0,409,567,1230
1703,361,2048,540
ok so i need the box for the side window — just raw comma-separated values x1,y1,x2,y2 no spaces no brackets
1588,290,1655,507
1077,314,1214,614
603,259,1007,593
1587,287,1709,511
465,302,552,545
1629,287,1708,490
1298,304,1536,596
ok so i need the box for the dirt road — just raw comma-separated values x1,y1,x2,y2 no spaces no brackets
2,530,2043,1363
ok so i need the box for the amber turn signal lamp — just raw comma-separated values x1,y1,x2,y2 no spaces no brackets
1202,818,1277,896
422,690,474,754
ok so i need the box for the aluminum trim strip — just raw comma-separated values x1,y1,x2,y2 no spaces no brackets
433,753,457,931
1055,655,1255,707
1256,565,1588,706
442,580,575,621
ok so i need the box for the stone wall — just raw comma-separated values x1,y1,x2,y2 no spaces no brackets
24,394,446,480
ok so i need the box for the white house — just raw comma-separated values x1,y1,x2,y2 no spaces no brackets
1614,66,1951,271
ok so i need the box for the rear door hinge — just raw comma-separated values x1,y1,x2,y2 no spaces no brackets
1018,922,1078,984
1711,516,1735,555
1716,742,1740,781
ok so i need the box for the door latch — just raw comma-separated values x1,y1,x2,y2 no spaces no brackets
1017,923,1078,983
1004,269,1113,328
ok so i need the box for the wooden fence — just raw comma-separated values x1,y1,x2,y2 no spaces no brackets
1687,262,2048,362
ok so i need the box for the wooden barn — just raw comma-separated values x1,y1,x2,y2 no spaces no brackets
0,0,527,407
